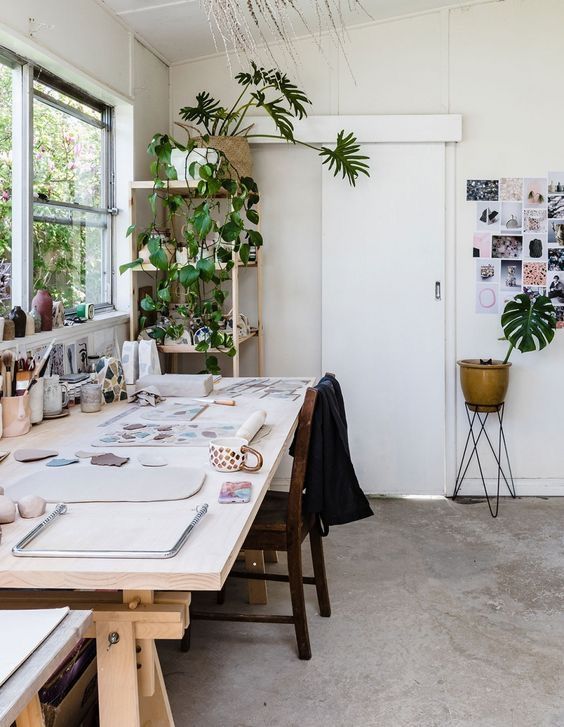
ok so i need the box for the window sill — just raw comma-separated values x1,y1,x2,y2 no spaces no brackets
0,310,130,352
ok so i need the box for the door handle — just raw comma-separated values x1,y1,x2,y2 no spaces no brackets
435,281,441,300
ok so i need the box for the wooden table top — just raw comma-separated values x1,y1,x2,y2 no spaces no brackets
0,378,309,592
0,609,92,727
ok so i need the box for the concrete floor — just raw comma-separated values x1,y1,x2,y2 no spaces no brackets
159,498,564,726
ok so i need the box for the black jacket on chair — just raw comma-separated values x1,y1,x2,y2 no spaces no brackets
291,374,374,534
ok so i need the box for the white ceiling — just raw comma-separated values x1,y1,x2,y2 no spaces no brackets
101,0,490,64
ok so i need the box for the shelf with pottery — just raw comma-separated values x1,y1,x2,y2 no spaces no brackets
128,181,264,377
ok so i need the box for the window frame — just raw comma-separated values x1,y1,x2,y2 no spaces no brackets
0,44,116,314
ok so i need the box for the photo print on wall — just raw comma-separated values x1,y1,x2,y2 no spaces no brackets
500,177,523,202
467,179,499,201
467,172,563,316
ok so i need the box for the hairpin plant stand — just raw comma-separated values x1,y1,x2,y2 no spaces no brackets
453,402,516,518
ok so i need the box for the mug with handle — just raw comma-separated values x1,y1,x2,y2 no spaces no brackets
209,437,264,473
43,375,69,416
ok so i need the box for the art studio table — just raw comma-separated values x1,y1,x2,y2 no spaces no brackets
0,609,92,727
0,378,309,727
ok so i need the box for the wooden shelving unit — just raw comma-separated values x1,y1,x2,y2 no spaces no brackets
129,180,263,376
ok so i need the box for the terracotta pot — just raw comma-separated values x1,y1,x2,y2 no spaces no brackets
457,359,511,412
31,289,53,332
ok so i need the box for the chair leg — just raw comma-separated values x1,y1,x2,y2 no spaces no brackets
217,585,226,605
287,540,311,660
180,624,191,652
309,526,331,617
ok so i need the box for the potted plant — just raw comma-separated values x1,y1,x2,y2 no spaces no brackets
174,61,369,187
458,293,556,411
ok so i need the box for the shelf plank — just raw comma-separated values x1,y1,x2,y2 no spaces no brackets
158,331,257,354
130,180,227,197
129,261,258,273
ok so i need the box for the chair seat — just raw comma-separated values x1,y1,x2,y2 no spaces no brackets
242,491,311,550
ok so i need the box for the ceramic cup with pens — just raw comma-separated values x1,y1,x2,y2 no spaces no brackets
43,375,69,416
209,437,263,473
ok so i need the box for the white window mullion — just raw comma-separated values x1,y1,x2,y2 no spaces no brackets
11,62,33,309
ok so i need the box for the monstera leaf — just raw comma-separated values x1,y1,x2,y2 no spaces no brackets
501,293,556,362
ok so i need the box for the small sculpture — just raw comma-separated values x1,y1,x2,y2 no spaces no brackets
0,494,16,523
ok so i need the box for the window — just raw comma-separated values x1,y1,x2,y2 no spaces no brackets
0,58,13,311
0,46,114,314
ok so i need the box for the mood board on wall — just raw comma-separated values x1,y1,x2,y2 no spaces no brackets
467,173,564,328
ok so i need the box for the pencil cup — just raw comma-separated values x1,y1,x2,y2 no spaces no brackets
2,395,31,437
29,378,44,424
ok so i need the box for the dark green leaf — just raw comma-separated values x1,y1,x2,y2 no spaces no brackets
149,247,169,271
119,258,143,274
140,295,157,312
239,243,250,265
179,92,224,135
197,257,216,281
179,264,200,287
220,221,241,242
248,229,263,247
319,130,370,187
246,209,259,225
126,224,136,238
157,286,171,302
501,294,556,358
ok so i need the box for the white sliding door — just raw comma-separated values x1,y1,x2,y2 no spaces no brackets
322,143,446,495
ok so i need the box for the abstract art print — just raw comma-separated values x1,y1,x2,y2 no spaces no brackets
523,208,548,233
522,261,547,286
466,179,499,201
548,172,564,194
473,232,492,258
500,177,523,201
476,202,501,231
548,195,564,219
475,284,499,314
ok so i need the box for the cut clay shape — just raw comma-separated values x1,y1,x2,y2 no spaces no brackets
14,449,58,463
46,458,79,468
0,495,16,523
18,495,46,518
123,423,146,430
137,454,168,467
75,450,98,459
91,453,130,467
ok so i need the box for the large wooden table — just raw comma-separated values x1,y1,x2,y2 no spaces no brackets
0,378,308,726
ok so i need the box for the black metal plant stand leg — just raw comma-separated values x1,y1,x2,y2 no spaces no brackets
453,402,516,518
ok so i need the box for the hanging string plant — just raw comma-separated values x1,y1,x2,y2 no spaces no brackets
121,133,262,375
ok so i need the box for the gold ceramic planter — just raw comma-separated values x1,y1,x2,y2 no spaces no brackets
457,359,511,412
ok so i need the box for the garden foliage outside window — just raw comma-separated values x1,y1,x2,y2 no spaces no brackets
0,47,114,314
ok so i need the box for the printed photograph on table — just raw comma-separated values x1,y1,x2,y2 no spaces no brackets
475,284,499,314
473,232,492,258
548,172,564,194
548,195,564,219
475,258,500,283
466,179,499,201
522,261,547,286
492,235,522,259
476,202,500,231
523,286,547,301
524,234,547,260
523,177,547,206
500,260,522,291
549,221,564,246
500,177,523,202
547,271,564,305
548,248,564,271
523,208,548,233
500,202,522,232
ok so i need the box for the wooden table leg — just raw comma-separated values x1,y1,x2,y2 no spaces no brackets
95,619,140,727
124,590,155,698
16,694,44,727
139,642,175,727
245,549,268,604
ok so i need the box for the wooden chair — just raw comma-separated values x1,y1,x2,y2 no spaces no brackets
189,387,331,660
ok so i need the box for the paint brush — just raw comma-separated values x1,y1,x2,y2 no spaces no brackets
2,351,13,398
26,339,56,392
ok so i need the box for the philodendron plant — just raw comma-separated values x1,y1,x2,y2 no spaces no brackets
501,293,556,363
121,135,262,374
179,61,370,186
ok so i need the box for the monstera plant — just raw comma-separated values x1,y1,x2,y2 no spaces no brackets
121,62,369,374
457,293,556,411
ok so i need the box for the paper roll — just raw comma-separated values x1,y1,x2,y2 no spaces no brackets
138,339,161,378
121,340,139,385
236,410,267,442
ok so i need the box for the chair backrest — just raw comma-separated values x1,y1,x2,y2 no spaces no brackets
287,387,318,536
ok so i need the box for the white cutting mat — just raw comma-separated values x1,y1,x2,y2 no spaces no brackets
15,501,204,555
0,608,69,687
8,466,206,503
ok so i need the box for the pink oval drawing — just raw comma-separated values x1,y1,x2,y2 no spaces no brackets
479,287,496,308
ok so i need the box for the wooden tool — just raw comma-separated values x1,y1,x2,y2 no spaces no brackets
2,351,14,398
193,398,236,406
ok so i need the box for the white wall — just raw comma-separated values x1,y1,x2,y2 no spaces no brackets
170,0,564,494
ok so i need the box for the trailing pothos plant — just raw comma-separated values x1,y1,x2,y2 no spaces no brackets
120,132,262,375
179,61,370,187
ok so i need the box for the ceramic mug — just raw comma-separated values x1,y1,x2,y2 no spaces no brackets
80,383,104,413
209,437,263,473
29,378,44,424
2,395,31,437
43,375,69,416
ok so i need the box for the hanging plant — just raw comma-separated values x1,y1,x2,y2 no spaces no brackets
121,132,262,375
